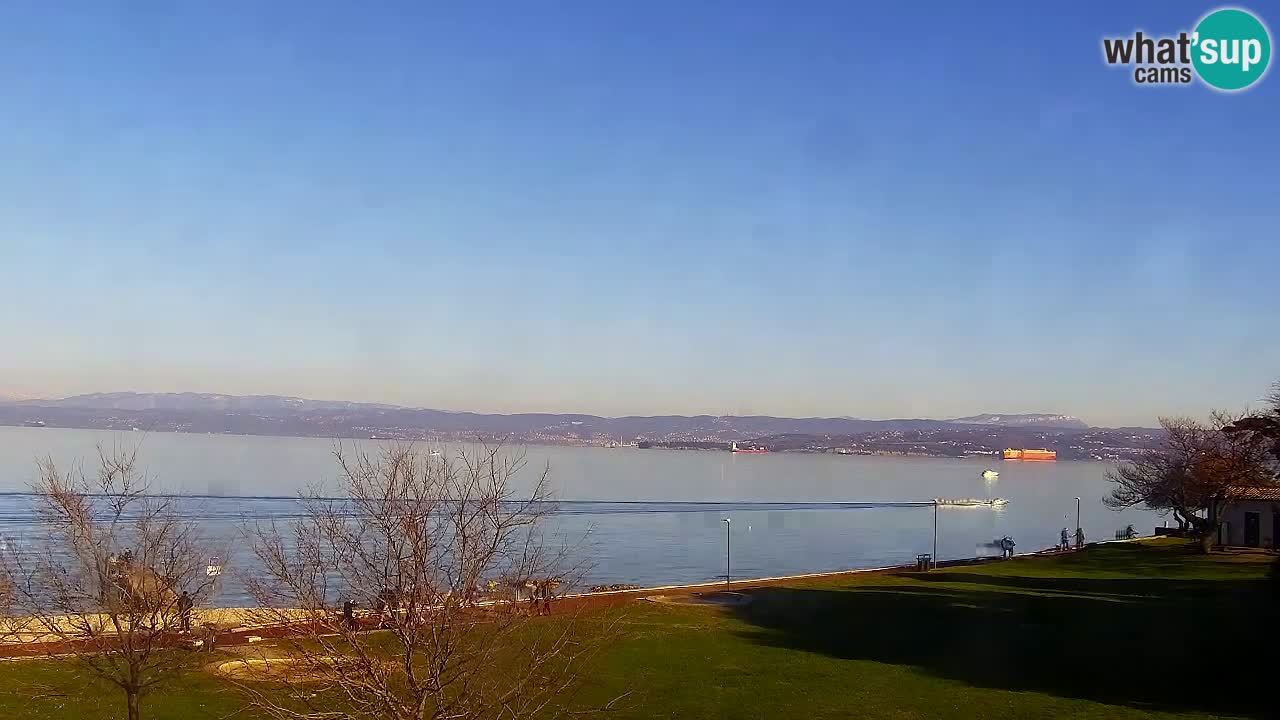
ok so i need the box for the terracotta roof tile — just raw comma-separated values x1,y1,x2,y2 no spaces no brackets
1231,486,1280,501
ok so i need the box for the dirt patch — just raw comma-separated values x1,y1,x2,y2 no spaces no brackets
213,657,339,683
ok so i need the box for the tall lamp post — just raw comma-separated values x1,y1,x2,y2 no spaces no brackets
1074,497,1082,549
722,518,731,588
932,500,938,570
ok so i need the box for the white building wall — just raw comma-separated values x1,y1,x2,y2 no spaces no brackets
1219,500,1280,547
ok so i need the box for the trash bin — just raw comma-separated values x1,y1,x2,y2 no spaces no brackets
916,553,932,571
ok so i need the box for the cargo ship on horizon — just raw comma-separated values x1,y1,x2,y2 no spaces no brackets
1003,448,1057,461
730,441,769,454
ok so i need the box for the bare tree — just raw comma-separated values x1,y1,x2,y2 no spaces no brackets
0,445,223,720
1106,413,1276,551
238,443,606,720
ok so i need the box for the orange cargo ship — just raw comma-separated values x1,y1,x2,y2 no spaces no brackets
1003,448,1057,461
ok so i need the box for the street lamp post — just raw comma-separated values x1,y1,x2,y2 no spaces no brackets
722,518,731,588
932,500,938,570
1074,497,1082,549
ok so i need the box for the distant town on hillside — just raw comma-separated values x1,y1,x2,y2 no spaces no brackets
0,392,1163,461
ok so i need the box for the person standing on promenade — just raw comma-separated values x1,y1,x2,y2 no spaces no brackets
343,598,356,630
999,536,1015,559
177,590,193,633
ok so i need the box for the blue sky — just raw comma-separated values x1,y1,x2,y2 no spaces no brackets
2,1,1277,426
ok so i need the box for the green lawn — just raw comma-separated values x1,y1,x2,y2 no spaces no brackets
571,539,1277,719
0,654,244,720
0,539,1274,719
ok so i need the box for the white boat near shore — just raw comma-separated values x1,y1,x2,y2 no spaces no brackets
934,497,1009,508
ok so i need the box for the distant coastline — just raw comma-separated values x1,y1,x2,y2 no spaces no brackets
0,392,1162,463
0,424,1114,462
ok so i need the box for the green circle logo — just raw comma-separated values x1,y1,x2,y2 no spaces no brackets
1192,8,1272,91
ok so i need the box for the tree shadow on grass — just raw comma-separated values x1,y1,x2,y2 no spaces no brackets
730,555,1278,717
908,572,1249,602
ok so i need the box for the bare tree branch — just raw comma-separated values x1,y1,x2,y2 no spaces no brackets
237,442,611,720
0,443,225,720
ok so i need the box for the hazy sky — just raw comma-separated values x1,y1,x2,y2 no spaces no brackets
2,1,1277,426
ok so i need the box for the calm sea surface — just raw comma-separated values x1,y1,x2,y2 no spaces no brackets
0,427,1157,605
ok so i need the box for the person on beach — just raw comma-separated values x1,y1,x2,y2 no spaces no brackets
177,590,193,632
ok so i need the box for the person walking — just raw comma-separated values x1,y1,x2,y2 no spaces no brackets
1000,536,1016,559
177,590,193,633
342,599,356,631
1075,527,1086,549
376,587,398,628
540,581,555,616
1060,527,1070,551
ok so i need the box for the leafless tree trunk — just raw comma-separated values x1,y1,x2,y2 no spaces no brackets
238,442,608,720
0,444,224,720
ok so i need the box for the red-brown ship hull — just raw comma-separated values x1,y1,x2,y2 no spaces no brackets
1003,448,1056,461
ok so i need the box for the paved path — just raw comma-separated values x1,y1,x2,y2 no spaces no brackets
0,552,1029,659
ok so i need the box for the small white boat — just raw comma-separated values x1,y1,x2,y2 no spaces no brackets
935,497,1009,508
982,469,1000,480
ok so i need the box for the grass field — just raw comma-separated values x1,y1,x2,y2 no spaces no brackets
0,539,1274,719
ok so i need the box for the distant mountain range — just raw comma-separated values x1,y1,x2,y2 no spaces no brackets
0,392,1162,460
0,391,1091,435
